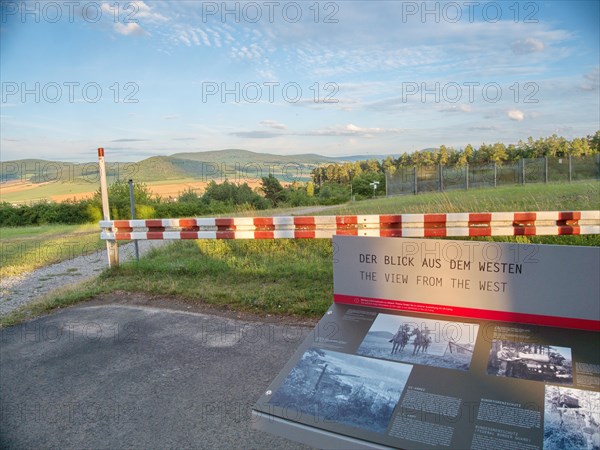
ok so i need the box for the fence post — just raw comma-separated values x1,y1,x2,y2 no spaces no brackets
545,156,548,183
413,166,418,195
98,148,119,268
465,163,469,190
438,164,443,192
385,172,389,197
128,179,140,262
521,158,526,184
569,155,572,183
494,162,497,188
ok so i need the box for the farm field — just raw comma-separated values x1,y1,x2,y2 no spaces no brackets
0,177,269,204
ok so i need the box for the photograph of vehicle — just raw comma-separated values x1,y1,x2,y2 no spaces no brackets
487,340,573,384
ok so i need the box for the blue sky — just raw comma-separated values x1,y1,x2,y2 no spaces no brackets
1,1,599,162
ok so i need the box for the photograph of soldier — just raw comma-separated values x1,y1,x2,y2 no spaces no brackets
356,313,479,371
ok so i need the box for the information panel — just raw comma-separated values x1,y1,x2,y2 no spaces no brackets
253,237,600,449
333,236,600,331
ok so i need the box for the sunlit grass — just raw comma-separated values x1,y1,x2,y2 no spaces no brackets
0,223,103,277
319,181,600,216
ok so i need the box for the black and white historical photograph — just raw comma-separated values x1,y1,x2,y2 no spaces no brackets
487,340,573,384
356,313,479,371
268,348,412,434
544,386,600,450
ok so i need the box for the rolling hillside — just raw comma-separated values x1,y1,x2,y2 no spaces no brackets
1,149,344,184
171,149,334,165
0,149,350,202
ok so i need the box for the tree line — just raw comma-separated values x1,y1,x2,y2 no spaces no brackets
311,131,600,186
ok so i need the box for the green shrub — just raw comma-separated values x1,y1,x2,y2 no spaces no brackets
317,182,349,205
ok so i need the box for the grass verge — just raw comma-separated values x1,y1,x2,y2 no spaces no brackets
320,181,600,215
3,234,599,328
0,223,104,278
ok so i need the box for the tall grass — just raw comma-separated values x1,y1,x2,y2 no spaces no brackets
320,182,600,216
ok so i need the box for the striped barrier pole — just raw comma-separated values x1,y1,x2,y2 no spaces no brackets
98,148,119,267
99,211,600,245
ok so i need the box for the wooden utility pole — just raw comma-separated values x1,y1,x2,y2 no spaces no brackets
98,148,119,267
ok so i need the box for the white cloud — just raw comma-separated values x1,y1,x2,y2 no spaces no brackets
511,37,545,55
256,69,277,80
580,67,600,91
230,130,281,139
177,31,191,46
260,120,287,130
507,110,525,121
231,43,264,60
229,123,403,140
114,22,148,36
303,124,403,138
469,125,500,132
129,1,168,21
439,105,472,113
102,1,167,22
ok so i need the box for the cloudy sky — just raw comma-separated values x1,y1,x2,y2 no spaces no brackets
1,1,598,161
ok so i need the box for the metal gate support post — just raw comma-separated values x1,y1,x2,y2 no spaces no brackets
494,162,497,188
98,148,119,267
128,179,140,262
413,166,418,195
569,155,572,183
385,172,389,197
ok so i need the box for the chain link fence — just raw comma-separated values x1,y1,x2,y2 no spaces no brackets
386,155,600,196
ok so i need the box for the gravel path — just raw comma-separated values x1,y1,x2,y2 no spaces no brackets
0,240,169,317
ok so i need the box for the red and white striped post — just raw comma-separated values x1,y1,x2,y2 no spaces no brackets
98,148,119,267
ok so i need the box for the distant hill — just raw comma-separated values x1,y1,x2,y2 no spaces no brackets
1,159,90,184
134,150,338,182
171,149,334,165
1,149,404,184
368,331,395,340
330,154,400,162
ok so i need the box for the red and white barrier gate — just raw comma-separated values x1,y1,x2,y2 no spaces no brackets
100,211,600,242
97,148,599,267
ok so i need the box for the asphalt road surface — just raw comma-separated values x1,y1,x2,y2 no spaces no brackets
0,304,314,449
